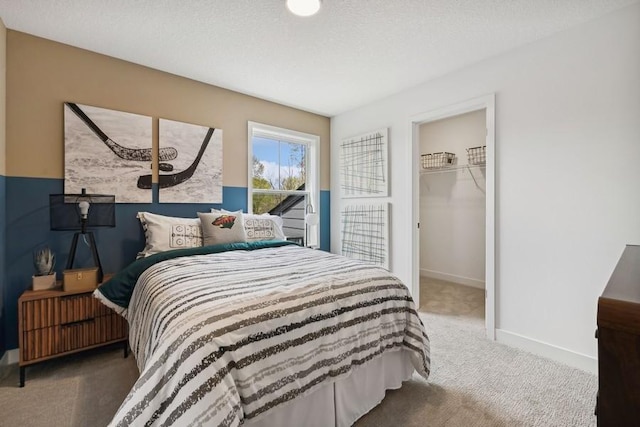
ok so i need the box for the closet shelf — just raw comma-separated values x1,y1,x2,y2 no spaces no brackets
421,163,486,193
420,163,486,175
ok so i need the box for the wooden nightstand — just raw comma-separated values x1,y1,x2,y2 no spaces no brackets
18,276,128,387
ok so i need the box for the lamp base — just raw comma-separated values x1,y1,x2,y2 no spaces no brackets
66,231,104,283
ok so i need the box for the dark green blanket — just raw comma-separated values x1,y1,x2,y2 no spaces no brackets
96,240,297,310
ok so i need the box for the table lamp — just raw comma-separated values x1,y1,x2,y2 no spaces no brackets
49,188,115,282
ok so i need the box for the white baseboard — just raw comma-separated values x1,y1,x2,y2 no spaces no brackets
496,329,597,374
420,268,485,289
0,349,19,366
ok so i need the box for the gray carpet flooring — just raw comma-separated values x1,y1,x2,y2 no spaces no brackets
0,278,597,426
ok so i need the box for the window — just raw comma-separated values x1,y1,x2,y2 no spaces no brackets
248,122,320,247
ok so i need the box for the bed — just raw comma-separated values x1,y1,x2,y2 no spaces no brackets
95,240,430,427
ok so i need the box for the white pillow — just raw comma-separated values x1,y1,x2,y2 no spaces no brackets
211,209,285,242
137,212,203,257
198,211,247,245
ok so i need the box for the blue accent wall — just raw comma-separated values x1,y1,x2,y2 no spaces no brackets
0,174,6,357
3,177,330,350
320,190,330,252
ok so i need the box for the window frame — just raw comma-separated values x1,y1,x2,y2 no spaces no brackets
247,121,320,247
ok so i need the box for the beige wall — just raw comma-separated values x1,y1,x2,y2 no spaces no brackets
6,31,330,189
419,110,485,155
0,19,6,176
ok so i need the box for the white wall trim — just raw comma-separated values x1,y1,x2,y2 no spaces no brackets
0,349,19,366
496,329,597,374
410,93,496,341
420,269,485,289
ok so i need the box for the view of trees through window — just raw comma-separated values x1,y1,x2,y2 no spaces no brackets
252,137,307,215
248,122,319,247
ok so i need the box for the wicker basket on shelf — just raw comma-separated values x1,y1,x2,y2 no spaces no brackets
466,146,486,165
421,152,456,169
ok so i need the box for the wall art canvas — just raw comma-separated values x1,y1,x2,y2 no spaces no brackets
340,202,389,269
156,118,223,203
340,128,388,198
64,102,153,203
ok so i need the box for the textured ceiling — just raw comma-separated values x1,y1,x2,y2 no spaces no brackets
0,0,637,116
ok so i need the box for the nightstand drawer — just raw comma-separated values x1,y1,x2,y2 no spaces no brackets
21,298,59,331
21,292,112,332
59,313,126,353
59,293,101,325
59,317,97,353
22,326,58,362
21,312,127,363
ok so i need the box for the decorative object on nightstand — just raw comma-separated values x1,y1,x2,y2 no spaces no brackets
18,274,128,387
62,267,99,292
31,247,58,291
50,188,115,282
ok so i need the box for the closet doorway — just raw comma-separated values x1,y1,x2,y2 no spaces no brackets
409,94,495,340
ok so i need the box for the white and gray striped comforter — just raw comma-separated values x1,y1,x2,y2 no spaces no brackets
110,245,430,427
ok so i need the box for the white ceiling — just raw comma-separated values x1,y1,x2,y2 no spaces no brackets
0,0,637,116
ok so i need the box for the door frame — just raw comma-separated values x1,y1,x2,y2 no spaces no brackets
409,93,496,340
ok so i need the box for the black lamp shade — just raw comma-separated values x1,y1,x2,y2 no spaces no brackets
50,192,116,230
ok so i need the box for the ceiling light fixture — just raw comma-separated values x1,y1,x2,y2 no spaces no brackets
286,0,321,17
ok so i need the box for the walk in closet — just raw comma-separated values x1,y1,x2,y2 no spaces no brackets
419,110,487,302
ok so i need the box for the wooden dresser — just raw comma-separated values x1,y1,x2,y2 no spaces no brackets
18,281,128,387
596,244,640,426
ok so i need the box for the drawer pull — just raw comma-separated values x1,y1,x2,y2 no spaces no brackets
61,317,95,326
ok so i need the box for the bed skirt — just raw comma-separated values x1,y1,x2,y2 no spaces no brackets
245,349,414,427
